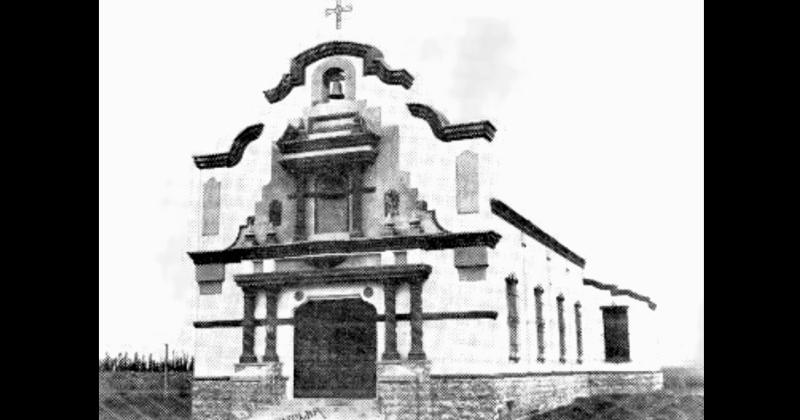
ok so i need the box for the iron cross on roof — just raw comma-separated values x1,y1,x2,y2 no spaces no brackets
325,0,352,30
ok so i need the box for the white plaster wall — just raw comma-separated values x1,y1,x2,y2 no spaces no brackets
482,214,662,375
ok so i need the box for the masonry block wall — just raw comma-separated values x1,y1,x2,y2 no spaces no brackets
192,377,287,420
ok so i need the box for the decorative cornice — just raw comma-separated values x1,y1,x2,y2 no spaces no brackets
490,198,586,268
277,131,380,155
235,264,432,288
583,278,657,310
263,41,413,104
429,370,663,379
407,103,496,142
193,124,264,169
279,149,379,173
188,231,502,265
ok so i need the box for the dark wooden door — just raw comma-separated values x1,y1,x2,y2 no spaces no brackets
293,299,377,398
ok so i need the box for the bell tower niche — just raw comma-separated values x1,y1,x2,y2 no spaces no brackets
310,57,357,106
273,57,379,242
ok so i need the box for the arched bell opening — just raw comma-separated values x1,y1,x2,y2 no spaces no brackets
322,67,346,101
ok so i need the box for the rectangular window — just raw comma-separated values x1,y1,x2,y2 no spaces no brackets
602,306,630,362
534,286,545,363
506,276,520,362
575,302,583,364
557,295,566,364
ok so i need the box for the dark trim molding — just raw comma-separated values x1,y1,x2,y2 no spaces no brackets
279,150,379,173
193,310,498,329
235,264,432,288
584,278,657,310
429,370,662,379
278,131,380,155
188,230,502,265
193,124,264,169
263,41,413,104
490,198,586,268
407,103,496,142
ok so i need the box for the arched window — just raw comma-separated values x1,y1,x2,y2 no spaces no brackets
202,178,220,236
314,173,350,234
456,150,479,214
268,200,282,227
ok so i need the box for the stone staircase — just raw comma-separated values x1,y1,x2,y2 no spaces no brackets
247,398,382,420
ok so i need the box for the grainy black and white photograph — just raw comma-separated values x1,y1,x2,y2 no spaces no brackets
99,1,703,419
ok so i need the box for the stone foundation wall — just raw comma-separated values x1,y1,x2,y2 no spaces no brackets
423,371,663,420
587,371,664,395
192,377,287,420
191,370,662,420
428,377,502,420
494,373,590,415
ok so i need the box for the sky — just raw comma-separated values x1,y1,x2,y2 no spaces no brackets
99,0,703,366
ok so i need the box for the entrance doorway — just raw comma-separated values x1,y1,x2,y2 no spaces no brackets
293,299,377,398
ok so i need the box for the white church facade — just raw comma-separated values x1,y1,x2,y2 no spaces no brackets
187,41,663,420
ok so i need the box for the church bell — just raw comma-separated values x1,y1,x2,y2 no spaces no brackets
328,80,345,100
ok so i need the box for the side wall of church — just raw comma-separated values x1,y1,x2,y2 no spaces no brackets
484,214,662,374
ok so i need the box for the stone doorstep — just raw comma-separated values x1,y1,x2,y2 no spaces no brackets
233,362,285,379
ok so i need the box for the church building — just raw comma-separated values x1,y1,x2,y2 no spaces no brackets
188,41,663,420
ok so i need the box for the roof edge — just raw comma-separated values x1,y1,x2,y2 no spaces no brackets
490,198,586,268
583,278,657,310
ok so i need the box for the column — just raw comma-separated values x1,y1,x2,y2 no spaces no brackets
350,165,364,238
408,281,426,360
382,281,400,360
262,287,280,362
294,174,307,241
239,289,258,363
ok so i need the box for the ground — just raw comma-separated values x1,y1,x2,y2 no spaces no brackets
523,390,703,420
99,391,191,420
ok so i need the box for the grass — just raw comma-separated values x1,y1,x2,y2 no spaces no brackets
99,391,191,420
663,366,704,391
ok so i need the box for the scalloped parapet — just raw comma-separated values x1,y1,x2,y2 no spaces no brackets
263,41,414,104
407,103,496,142
193,124,265,169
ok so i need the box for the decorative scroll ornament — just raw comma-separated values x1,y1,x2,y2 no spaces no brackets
407,103,496,142
264,41,414,104
193,124,264,169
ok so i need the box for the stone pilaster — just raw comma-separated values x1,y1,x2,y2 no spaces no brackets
382,281,400,361
262,287,280,362
350,165,364,238
239,289,258,364
293,175,308,241
408,281,426,360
